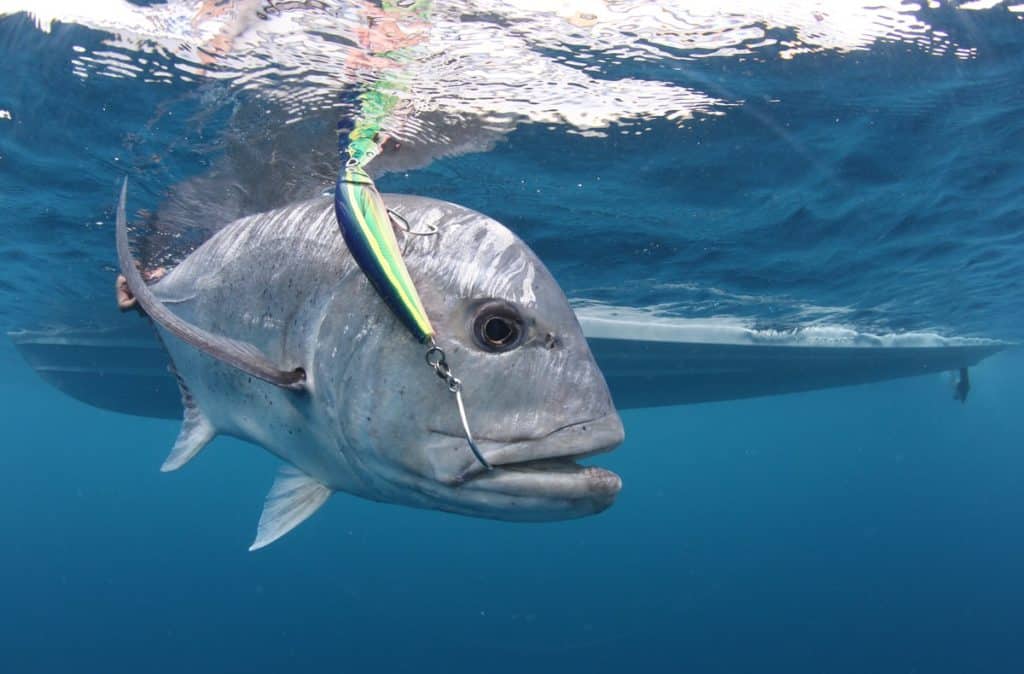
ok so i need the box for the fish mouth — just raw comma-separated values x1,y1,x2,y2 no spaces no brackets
429,412,625,505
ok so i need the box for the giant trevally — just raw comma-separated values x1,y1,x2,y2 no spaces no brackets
115,181,624,550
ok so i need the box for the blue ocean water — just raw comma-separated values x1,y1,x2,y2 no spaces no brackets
1,3,1023,673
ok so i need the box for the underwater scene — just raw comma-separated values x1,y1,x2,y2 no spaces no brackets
1,1,1023,672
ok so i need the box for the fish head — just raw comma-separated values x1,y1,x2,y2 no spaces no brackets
318,196,624,521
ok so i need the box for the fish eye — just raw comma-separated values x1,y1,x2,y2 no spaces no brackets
472,301,524,353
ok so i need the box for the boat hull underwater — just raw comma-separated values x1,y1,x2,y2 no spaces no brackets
10,312,1006,417
10,190,1007,416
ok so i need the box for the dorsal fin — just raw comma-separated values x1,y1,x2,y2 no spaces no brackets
115,178,306,390
250,465,332,551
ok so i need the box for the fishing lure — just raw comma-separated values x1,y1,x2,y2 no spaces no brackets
334,163,433,343
333,0,490,471
333,162,490,472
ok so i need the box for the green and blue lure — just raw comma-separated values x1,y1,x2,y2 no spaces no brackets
333,155,490,471
334,164,434,344
333,0,490,470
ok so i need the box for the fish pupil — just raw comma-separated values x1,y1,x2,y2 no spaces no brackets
484,316,515,345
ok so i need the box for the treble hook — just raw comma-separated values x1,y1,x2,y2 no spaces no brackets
389,208,438,236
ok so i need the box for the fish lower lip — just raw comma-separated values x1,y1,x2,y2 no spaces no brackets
460,458,623,499
479,453,607,475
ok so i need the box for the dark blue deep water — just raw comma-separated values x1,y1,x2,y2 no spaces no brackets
1,3,1023,673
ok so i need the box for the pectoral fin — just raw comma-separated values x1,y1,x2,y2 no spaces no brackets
161,369,215,472
249,465,332,551
115,178,305,390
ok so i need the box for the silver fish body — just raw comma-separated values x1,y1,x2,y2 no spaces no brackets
122,190,624,548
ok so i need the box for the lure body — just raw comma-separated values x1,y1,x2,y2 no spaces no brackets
333,166,435,343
